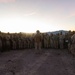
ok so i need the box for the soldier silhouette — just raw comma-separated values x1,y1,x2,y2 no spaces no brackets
34,30,42,53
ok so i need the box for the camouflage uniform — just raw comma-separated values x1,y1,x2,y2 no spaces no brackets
12,35,16,50
53,34,59,49
2,35,7,51
0,32,2,52
41,33,44,48
26,38,29,49
0,36,2,52
28,37,34,49
50,34,54,48
9,35,13,50
48,35,51,48
31,36,35,48
27,37,31,49
23,37,27,49
70,34,75,55
34,30,42,53
5,35,10,50
59,33,64,49
67,31,72,50
18,38,21,49
43,33,49,48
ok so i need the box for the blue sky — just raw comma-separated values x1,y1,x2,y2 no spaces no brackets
0,0,75,33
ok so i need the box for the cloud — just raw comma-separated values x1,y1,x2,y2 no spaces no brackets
24,12,36,17
0,0,16,3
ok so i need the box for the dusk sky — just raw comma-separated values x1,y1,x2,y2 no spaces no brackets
0,0,75,33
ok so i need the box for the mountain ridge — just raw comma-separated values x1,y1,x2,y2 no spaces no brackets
46,30,69,35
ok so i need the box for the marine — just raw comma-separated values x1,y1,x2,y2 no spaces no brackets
59,32,64,49
34,30,42,53
70,34,75,55
43,33,49,48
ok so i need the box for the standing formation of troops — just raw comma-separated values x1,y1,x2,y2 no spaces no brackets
0,32,34,52
0,30,75,55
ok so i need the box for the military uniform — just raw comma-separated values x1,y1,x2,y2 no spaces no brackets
0,37,2,52
0,32,2,52
43,33,49,48
5,36,10,50
50,34,54,48
70,34,75,55
53,34,59,49
34,30,42,53
59,33,64,49
11,35,16,50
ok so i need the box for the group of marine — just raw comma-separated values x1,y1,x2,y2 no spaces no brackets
0,30,75,55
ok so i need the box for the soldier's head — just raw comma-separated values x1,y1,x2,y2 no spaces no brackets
36,30,40,34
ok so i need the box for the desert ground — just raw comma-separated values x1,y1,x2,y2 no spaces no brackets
0,49,75,75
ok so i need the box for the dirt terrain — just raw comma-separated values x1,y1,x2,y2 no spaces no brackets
0,49,75,75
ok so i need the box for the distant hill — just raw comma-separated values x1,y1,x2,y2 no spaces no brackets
47,30,69,35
